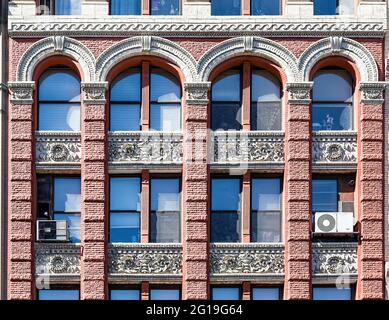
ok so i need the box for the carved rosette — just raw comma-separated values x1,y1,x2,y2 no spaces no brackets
184,82,211,105
210,244,284,275
212,132,284,164
36,132,81,164
312,133,357,164
286,82,313,105
35,244,81,276
359,82,386,105
109,132,183,164
312,243,357,275
8,81,35,105
81,82,108,105
109,244,182,275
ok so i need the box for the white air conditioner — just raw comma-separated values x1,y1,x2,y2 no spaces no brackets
315,212,354,234
36,220,69,242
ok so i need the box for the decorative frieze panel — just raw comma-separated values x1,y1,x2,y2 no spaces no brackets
36,132,81,165
109,132,183,165
359,82,387,105
210,244,284,276
35,243,81,277
109,244,182,276
312,132,357,165
312,242,358,276
211,131,284,165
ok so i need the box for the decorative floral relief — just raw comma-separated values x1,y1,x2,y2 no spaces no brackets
36,133,81,163
312,134,357,163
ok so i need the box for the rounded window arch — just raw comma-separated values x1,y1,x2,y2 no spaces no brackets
109,64,182,132
38,67,81,131
211,65,282,131
312,68,354,131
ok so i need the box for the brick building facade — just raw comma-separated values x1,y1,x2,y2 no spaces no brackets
4,0,388,300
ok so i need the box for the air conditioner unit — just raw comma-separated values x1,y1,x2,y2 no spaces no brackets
315,212,354,234
36,220,69,242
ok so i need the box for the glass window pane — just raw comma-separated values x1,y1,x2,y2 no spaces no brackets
252,288,280,300
314,0,337,15
110,213,140,243
150,104,181,131
252,179,281,211
312,179,338,212
212,104,242,131
252,211,281,243
251,0,280,15
212,179,241,211
54,213,80,243
39,70,80,102
150,69,181,103
110,177,140,211
110,104,141,131
110,290,140,300
211,212,240,242
251,102,281,131
212,71,240,102
38,290,79,300
54,0,81,15
39,103,80,131
312,103,352,131
212,288,240,300
211,0,241,15
54,178,81,212
151,179,180,212
111,70,141,102
252,70,281,102
313,70,353,102
150,289,180,300
313,287,352,300
151,0,180,15
150,211,180,243
110,0,141,15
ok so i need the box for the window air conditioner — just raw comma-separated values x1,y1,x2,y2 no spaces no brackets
314,212,354,234
36,220,69,242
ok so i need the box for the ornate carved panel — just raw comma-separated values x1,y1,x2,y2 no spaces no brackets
312,242,358,275
210,244,284,276
109,244,182,276
211,131,284,164
36,132,81,164
109,132,183,165
35,243,81,276
312,132,357,164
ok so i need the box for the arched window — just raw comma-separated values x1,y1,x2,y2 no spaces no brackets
38,68,81,131
211,67,282,131
110,66,182,132
312,68,353,131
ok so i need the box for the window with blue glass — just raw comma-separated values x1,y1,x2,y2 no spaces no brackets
110,288,141,300
38,289,80,300
251,178,282,243
150,289,180,300
110,0,142,15
312,69,353,131
212,287,241,300
251,0,281,15
150,178,181,243
109,177,141,243
314,0,354,16
313,287,352,300
39,0,82,15
211,0,241,16
211,178,241,242
252,287,281,300
39,68,81,131
151,0,180,15
312,179,338,214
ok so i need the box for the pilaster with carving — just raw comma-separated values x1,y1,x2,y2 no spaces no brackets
284,82,313,300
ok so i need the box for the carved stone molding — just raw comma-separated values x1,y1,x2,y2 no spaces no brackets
286,82,313,105
211,131,284,164
210,244,284,276
81,82,108,105
8,81,35,104
312,132,357,164
35,243,81,276
36,132,81,164
312,242,357,276
359,82,387,105
184,82,211,105
109,132,183,165
109,244,182,276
